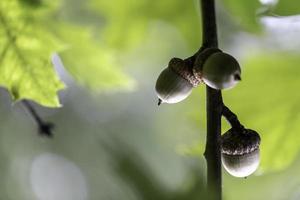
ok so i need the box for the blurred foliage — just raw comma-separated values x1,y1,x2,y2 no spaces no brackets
104,141,208,200
18,0,43,7
273,0,300,15
224,157,300,200
221,0,262,32
90,0,201,51
54,24,135,92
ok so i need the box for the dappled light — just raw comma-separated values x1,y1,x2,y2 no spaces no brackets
30,153,88,200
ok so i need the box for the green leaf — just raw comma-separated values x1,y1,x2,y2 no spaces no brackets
54,24,136,92
221,0,262,32
223,53,300,173
273,0,300,16
0,0,65,107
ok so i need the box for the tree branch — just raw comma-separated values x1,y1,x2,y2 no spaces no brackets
222,105,244,131
200,0,223,200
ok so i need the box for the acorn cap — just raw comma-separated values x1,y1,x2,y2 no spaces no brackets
193,48,222,81
169,58,202,87
221,128,261,156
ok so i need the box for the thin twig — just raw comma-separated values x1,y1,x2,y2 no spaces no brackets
22,100,54,137
222,104,244,131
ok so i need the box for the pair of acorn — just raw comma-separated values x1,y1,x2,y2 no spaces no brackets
155,48,241,105
155,48,261,178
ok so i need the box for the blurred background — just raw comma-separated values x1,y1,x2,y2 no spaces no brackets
1,0,300,199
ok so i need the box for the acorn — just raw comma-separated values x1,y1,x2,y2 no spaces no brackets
193,48,241,90
155,58,201,105
202,52,241,90
221,128,261,178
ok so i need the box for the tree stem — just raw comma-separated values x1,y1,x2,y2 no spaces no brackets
222,105,244,130
201,0,222,199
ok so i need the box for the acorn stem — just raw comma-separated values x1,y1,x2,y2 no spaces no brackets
222,104,244,131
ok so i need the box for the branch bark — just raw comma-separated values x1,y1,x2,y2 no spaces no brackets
200,0,223,199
